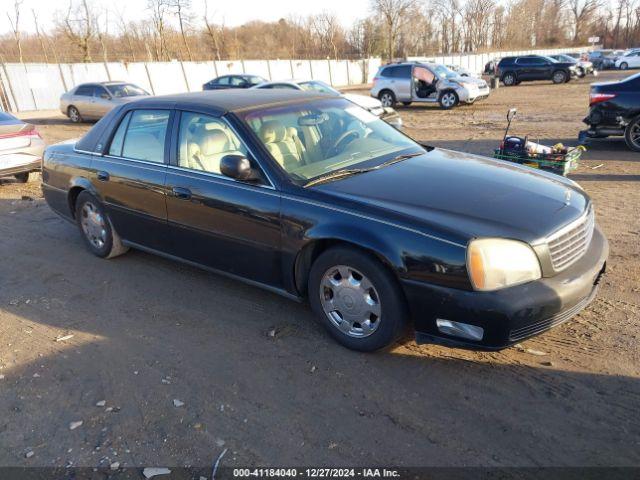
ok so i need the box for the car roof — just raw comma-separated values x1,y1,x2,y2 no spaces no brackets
127,89,331,115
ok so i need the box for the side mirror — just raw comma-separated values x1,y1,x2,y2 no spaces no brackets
220,154,259,181
100,93,110,100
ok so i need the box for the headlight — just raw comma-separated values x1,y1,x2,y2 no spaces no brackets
467,238,541,291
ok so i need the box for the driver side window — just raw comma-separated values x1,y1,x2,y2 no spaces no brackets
177,112,248,175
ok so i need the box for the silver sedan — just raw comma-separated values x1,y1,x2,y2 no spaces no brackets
60,82,150,123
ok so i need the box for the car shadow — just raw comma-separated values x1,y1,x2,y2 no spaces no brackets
0,197,638,469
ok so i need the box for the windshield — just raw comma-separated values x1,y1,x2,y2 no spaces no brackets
430,64,458,79
299,81,340,95
106,83,148,98
240,98,422,184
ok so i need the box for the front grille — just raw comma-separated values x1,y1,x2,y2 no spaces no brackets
547,206,595,272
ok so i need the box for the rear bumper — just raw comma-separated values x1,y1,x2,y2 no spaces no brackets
402,225,608,350
0,156,41,177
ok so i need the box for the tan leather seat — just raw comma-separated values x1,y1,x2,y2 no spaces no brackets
186,128,240,174
259,121,302,170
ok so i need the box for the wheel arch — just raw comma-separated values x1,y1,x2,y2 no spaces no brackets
67,177,100,219
293,230,404,298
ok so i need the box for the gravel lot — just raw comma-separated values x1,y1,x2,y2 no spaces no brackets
0,71,638,471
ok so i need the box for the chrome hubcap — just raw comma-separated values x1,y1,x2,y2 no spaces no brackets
70,108,79,121
80,202,107,249
442,93,455,107
554,72,564,83
319,265,381,338
505,75,514,85
380,94,392,107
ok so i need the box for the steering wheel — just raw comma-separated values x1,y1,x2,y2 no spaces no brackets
329,130,360,156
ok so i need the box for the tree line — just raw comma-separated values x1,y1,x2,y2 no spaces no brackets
0,0,638,64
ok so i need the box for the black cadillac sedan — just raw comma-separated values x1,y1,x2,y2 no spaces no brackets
42,90,608,352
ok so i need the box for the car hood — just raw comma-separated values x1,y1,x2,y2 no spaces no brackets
313,148,589,245
343,93,383,110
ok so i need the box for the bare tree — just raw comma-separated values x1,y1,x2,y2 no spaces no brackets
58,0,95,62
203,0,224,60
96,9,109,63
6,0,24,62
370,0,417,61
147,0,171,60
569,0,602,41
170,0,194,61
309,12,344,60
32,9,49,63
114,8,137,61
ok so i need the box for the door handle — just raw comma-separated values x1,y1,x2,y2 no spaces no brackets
171,187,192,200
97,171,109,181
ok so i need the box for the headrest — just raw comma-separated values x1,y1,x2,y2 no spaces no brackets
259,121,287,144
200,130,228,156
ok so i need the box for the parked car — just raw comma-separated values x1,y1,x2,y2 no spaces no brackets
446,64,480,78
202,74,267,90
614,50,640,70
548,54,596,77
371,62,490,109
42,90,608,352
0,112,45,183
496,55,577,86
252,79,402,129
60,82,150,123
588,50,622,70
580,72,640,151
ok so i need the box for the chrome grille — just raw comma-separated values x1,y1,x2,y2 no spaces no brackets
547,206,595,272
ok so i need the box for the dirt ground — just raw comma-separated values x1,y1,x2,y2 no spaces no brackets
0,71,638,472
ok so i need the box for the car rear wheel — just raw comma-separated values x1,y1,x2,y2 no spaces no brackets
68,106,82,123
438,91,459,109
75,191,129,259
378,90,396,108
308,246,408,351
552,70,567,84
624,117,640,152
502,72,516,86
14,172,35,183
620,62,629,70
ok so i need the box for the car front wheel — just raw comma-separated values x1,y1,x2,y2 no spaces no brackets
75,191,129,259
624,117,640,152
552,71,567,84
620,62,629,70
308,246,408,351
438,91,459,109
378,90,396,108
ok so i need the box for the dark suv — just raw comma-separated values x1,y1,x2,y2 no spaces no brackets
497,55,577,86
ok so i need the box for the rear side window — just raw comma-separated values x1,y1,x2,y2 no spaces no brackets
109,109,170,162
380,65,411,78
230,76,248,86
75,85,96,96
216,77,230,85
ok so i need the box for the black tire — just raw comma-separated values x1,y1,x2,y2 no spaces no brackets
75,191,128,259
378,90,396,108
438,90,459,109
308,246,408,352
401,101,412,106
14,172,31,183
68,105,82,123
619,62,629,70
552,70,567,84
624,117,640,152
502,72,516,86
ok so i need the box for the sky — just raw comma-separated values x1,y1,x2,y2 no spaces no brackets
1,0,372,33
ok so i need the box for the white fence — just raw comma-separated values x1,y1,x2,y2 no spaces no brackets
0,46,588,113
0,58,382,113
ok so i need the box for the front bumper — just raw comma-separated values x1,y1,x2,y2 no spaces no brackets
402,225,608,350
